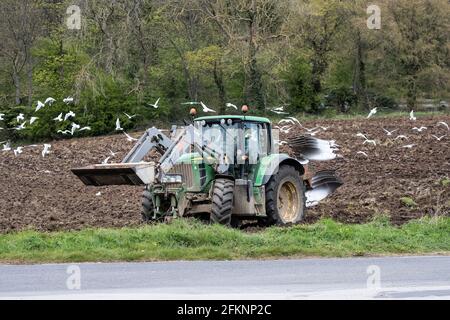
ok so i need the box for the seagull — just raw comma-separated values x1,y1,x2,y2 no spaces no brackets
2,143,11,152
29,117,39,125
200,101,216,113
412,126,427,132
279,126,292,134
363,139,377,146
356,151,368,157
45,97,56,105
124,132,138,142
402,144,416,149
64,111,76,121
287,117,302,126
15,122,27,131
226,103,238,110
42,144,51,158
109,149,118,157
63,96,74,104
124,112,137,119
306,130,321,137
148,98,160,109
115,118,123,131
395,135,409,140
54,113,63,122
270,107,289,115
35,101,45,112
316,126,329,131
275,140,288,146
0,113,4,120
95,192,102,197
409,110,416,121
383,128,398,136
367,107,377,118
16,113,25,122
102,156,111,164
437,121,449,130
279,119,295,125
356,133,369,140
431,135,446,141
71,123,81,135
13,147,23,157
79,126,91,132
57,130,71,135
181,101,200,105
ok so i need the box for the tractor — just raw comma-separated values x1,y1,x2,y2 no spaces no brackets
72,108,342,226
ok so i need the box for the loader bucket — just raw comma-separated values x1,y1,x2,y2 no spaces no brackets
72,162,156,186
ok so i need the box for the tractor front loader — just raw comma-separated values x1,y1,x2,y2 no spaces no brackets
72,113,342,226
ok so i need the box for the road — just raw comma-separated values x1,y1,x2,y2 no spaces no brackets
1,256,449,299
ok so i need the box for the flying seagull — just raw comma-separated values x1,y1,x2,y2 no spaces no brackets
124,112,137,119
367,107,377,118
148,98,160,109
200,101,216,113
57,130,71,135
15,122,27,131
0,113,5,121
279,119,295,126
383,128,398,136
363,139,377,146
2,143,11,152
45,97,56,105
29,117,39,125
71,123,80,135
35,101,45,112
395,135,409,140
356,133,369,140
63,96,74,104
402,144,416,149
226,103,238,110
431,134,446,141
42,144,51,158
54,113,63,122
79,126,91,132
356,151,369,157
124,132,138,142
64,111,76,121
115,118,123,131
409,110,417,121
14,147,24,157
16,113,25,122
437,121,449,130
412,126,427,132
287,117,302,126
181,101,200,106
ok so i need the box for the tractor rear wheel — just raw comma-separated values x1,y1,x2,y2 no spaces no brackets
265,165,306,225
210,178,234,225
142,187,155,222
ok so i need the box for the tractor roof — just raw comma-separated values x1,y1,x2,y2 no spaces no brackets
195,115,271,124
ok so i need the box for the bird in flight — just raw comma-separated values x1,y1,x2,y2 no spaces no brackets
42,144,51,158
148,98,160,109
79,126,91,132
279,119,295,126
57,129,71,135
124,132,138,142
226,103,238,110
409,110,417,121
0,113,5,121
402,144,416,149
383,128,398,136
356,133,368,140
2,142,11,152
102,156,111,164
64,111,76,121
15,122,27,131
363,139,376,146
71,123,80,135
35,101,45,112
431,134,446,141
63,96,74,104
45,97,56,105
124,112,138,119
13,146,24,157
287,117,302,126
366,107,377,118
200,101,216,113
395,135,409,140
116,118,123,131
356,151,368,157
54,113,63,122
412,126,427,132
16,113,25,122
437,121,449,130
30,117,39,125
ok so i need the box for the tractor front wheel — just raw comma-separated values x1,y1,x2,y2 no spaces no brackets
265,165,306,226
210,178,234,225
142,187,155,222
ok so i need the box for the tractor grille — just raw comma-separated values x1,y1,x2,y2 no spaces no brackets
169,164,195,188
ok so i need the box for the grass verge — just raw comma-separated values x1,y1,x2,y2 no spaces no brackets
0,216,449,264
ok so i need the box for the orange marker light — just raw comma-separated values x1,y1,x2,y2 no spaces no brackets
190,108,197,116
242,105,249,113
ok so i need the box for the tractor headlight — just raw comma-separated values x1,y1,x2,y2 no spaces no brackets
161,175,183,184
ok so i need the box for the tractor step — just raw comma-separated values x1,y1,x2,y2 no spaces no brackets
72,162,156,186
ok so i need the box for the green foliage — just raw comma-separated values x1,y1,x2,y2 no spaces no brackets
324,86,357,113
0,217,449,263
400,197,418,208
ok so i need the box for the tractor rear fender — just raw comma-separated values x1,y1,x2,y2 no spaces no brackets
254,154,305,187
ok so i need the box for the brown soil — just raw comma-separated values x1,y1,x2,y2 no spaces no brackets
1,115,449,233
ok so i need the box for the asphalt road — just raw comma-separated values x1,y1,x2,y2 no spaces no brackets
1,256,449,299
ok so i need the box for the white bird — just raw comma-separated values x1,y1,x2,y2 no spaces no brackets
124,132,138,142
271,109,289,115
316,126,329,131
42,144,51,158
63,96,74,104
71,123,80,135
115,118,123,131
437,121,449,130
2,143,11,152
29,117,39,125
306,130,321,137
272,106,285,112
54,113,63,122
412,126,427,132
409,110,416,121
35,101,45,112
13,147,23,157
356,151,368,157
79,126,91,132
226,103,238,110
395,135,409,140
45,97,56,105
279,119,295,125
0,113,5,120
102,156,111,164
181,101,200,106
363,139,377,146
57,130,71,135
287,117,302,126
383,128,398,136
109,149,118,157
96,192,102,197
431,134,446,141
279,126,292,134
200,101,216,113
64,111,76,121
124,112,137,119
16,113,25,122
367,107,377,118
402,144,416,149
356,133,368,140
275,140,288,146
148,98,160,109
15,122,27,131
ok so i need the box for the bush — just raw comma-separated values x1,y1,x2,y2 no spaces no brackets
324,86,357,113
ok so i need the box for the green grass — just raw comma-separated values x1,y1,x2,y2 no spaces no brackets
1,217,449,264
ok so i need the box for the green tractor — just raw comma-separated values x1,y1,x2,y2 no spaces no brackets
73,113,342,226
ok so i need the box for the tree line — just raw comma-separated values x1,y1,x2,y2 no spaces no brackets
0,0,448,140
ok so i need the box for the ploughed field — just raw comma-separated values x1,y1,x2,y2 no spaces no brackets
0,115,449,233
